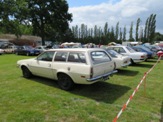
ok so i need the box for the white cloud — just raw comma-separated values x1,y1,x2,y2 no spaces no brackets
68,0,163,34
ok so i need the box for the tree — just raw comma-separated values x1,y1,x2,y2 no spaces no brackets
26,0,72,45
144,14,156,43
135,18,141,41
115,22,119,40
122,26,126,42
129,21,134,41
104,22,108,36
0,0,21,38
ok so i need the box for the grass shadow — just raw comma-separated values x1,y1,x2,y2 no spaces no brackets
160,101,163,122
117,69,139,76
27,76,131,104
71,82,131,104
130,63,154,68
28,76,58,87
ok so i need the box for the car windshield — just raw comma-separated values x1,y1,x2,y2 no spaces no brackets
106,49,120,58
139,46,152,52
25,46,33,49
126,46,136,53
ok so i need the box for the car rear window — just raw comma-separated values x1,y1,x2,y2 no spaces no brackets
54,52,68,62
91,51,111,64
68,52,86,63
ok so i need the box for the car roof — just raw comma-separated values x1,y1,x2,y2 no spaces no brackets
48,48,106,52
109,45,126,47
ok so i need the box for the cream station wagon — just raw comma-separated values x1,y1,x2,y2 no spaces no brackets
17,48,117,90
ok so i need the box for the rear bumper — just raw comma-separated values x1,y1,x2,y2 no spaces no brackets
87,70,117,82
121,62,131,67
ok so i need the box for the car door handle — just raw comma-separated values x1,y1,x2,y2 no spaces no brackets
48,64,51,67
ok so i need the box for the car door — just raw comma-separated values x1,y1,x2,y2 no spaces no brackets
29,51,55,79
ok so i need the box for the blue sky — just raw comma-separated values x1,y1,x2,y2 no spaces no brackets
67,0,120,7
66,0,163,38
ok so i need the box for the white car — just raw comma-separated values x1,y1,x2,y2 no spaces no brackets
35,46,48,53
107,46,147,64
0,49,4,55
17,48,117,90
106,49,131,69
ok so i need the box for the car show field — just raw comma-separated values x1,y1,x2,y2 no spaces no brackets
0,54,163,121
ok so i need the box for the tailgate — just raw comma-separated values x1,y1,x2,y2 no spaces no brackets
92,61,115,78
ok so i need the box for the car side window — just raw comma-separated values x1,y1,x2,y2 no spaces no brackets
91,51,111,64
119,47,126,53
68,52,86,63
54,52,68,62
37,51,55,61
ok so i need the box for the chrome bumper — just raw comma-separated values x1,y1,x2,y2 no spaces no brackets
87,70,118,82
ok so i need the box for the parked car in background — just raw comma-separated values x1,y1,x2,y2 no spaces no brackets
15,46,41,56
17,48,117,90
132,45,156,60
106,49,131,69
0,48,4,55
107,45,147,64
35,46,48,53
157,51,163,57
3,45,18,54
143,44,162,53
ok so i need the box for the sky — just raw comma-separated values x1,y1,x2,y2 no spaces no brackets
66,0,163,37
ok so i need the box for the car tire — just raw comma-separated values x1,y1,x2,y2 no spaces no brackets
57,73,74,90
16,52,19,55
22,66,32,78
129,59,135,65
26,52,30,56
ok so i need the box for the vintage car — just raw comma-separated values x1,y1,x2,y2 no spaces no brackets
15,46,41,56
106,49,131,69
0,48,4,55
17,48,117,90
108,45,147,64
157,51,163,57
132,45,156,60
35,46,48,53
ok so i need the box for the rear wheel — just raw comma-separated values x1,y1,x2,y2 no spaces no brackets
22,67,32,78
57,74,74,90
130,59,135,65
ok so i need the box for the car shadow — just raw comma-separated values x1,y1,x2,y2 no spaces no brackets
117,69,139,76
27,76,131,104
130,63,154,68
71,82,131,103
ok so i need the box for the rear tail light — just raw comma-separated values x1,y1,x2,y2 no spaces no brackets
90,67,93,78
114,62,116,69
124,60,127,63
141,55,145,58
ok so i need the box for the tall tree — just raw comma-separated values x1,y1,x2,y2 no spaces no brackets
144,18,149,42
144,14,156,43
104,22,108,36
148,14,156,43
135,18,141,41
115,22,119,40
123,26,126,42
129,21,134,41
119,28,123,42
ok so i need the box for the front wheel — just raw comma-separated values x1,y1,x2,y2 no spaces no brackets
22,67,32,78
130,59,135,65
57,74,74,90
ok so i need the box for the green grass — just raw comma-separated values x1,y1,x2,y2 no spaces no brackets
0,54,163,122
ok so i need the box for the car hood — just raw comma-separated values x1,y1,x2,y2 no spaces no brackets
17,58,35,64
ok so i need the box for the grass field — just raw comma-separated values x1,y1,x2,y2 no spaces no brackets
0,54,163,122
